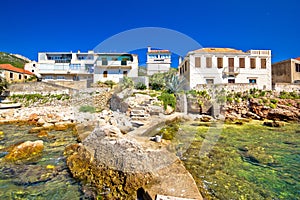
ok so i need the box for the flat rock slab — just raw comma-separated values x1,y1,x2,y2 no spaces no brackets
156,194,197,200
146,160,202,200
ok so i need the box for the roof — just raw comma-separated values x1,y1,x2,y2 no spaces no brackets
148,49,171,53
295,57,300,61
0,64,33,75
192,47,246,54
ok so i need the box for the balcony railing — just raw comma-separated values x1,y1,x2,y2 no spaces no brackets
222,67,240,76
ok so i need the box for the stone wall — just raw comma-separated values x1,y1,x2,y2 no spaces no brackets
45,80,88,90
194,83,260,92
273,83,300,92
8,82,74,95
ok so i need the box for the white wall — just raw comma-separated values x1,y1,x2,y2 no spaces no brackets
181,50,272,90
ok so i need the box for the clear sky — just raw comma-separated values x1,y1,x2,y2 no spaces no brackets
1,0,299,65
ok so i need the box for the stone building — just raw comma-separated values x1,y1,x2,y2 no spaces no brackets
272,57,300,85
178,47,272,90
0,64,33,83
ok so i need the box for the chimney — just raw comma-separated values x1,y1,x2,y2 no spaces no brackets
147,46,151,52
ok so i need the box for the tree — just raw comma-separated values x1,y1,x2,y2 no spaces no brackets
0,76,8,95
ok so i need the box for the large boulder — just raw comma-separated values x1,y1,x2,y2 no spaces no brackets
110,88,133,113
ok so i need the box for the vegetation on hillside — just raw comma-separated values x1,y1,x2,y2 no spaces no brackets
0,52,29,69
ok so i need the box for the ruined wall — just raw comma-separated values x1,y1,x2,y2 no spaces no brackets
272,60,292,84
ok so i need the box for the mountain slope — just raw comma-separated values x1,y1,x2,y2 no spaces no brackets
0,52,29,69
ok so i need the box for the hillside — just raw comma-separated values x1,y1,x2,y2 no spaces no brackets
0,52,29,69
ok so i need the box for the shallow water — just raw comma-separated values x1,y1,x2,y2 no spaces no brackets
0,123,83,199
158,120,300,200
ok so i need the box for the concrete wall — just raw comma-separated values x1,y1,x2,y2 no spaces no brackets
147,63,170,75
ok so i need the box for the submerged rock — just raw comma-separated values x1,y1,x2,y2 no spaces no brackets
263,121,284,127
4,140,44,163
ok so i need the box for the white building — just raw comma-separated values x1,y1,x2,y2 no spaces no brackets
178,48,272,90
146,46,171,75
25,51,138,83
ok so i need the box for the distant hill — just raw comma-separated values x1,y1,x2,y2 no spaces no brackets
0,52,30,69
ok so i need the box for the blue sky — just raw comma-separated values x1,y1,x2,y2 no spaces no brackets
1,0,299,66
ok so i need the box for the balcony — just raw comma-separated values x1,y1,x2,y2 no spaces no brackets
222,67,240,77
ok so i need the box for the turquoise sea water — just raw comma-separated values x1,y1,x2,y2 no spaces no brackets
178,121,300,200
0,124,83,199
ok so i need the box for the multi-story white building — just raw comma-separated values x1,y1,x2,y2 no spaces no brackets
25,51,138,83
178,48,272,90
146,46,171,75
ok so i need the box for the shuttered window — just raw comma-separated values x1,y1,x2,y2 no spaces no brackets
195,57,201,68
217,58,223,68
250,58,256,69
206,57,212,68
261,58,266,69
239,58,245,68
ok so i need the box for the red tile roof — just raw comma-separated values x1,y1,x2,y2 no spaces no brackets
0,64,33,75
295,57,300,61
148,50,171,53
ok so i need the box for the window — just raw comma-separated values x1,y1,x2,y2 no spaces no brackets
228,58,234,67
185,61,187,71
250,58,256,69
102,58,108,65
70,64,81,70
206,57,212,68
261,58,267,69
121,58,128,66
195,57,201,68
217,57,223,68
32,69,35,72
249,79,257,83
103,71,108,78
228,79,235,83
44,76,53,79
296,63,300,72
206,79,214,84
10,72,13,79
19,74,22,80
228,58,234,72
239,58,245,68
25,76,28,79
123,71,128,77
57,76,65,80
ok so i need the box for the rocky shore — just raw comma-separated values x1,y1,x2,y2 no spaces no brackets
1,84,299,199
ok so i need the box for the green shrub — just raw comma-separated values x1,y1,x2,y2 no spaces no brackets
79,105,96,113
158,92,176,110
135,82,147,90
269,103,277,109
270,99,278,104
121,77,134,89
104,80,116,89
262,98,269,104
227,97,234,103
260,91,266,97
